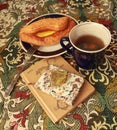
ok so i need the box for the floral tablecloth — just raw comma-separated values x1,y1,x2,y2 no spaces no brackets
0,0,117,130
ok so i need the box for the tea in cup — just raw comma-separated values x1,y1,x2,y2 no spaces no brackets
60,22,111,69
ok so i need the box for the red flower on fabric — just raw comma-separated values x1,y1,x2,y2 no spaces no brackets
98,18,112,27
57,0,67,7
93,0,100,6
0,3,8,11
13,107,29,127
10,121,18,130
26,7,36,13
23,18,34,24
16,66,23,71
15,91,30,99
73,113,89,130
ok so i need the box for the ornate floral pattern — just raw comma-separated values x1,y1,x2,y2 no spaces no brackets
0,0,117,130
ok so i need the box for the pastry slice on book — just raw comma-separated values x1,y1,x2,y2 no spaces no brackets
20,56,95,123
35,65,84,105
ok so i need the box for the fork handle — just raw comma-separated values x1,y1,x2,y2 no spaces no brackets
5,72,21,96
5,64,26,96
5,46,39,96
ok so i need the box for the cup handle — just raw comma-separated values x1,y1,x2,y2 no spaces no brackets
60,37,73,54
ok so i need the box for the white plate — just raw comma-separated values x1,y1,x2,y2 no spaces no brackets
20,13,77,58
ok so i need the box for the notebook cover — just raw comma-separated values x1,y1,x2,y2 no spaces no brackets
20,56,95,123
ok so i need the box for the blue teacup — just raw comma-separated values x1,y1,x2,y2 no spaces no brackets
60,22,111,69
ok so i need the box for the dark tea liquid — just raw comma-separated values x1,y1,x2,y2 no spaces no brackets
75,35,105,51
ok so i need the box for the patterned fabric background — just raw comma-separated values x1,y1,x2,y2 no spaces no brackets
0,0,117,130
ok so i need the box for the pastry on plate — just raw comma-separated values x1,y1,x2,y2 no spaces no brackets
19,16,76,46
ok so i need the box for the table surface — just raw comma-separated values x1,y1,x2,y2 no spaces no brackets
0,0,117,130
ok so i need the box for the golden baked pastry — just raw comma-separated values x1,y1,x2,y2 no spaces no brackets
20,17,69,33
19,16,76,46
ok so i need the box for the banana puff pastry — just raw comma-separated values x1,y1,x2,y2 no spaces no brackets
35,65,84,105
19,17,76,46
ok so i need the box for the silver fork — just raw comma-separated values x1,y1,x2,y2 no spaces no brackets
5,46,39,96
25,46,38,61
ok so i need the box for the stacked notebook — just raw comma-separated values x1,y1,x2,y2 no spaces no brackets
20,56,95,123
